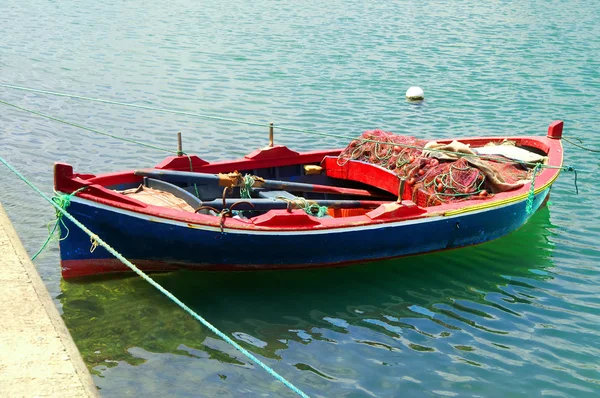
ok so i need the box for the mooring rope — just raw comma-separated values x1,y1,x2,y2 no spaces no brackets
0,83,271,129
31,187,87,260
3,83,600,159
0,99,178,154
0,93,588,178
563,137,600,153
525,164,542,214
0,83,396,144
2,83,599,162
1,82,590,199
0,155,310,398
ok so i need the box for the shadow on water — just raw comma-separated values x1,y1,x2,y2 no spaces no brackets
60,205,557,375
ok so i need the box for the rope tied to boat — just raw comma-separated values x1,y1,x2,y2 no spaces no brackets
31,187,87,260
240,174,255,199
276,197,329,218
564,165,579,195
526,163,542,215
563,137,600,153
1,83,597,178
0,93,594,199
0,155,310,398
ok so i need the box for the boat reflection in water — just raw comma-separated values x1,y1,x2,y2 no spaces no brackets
60,204,557,395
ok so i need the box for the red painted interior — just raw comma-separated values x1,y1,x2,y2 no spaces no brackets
252,210,322,227
323,156,401,196
244,145,299,160
54,128,564,232
366,201,427,220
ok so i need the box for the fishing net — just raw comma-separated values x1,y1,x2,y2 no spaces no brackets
411,158,488,207
338,130,428,174
337,130,531,207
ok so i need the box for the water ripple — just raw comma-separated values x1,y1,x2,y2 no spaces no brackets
2,0,600,396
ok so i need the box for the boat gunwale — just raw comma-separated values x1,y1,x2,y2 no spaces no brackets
55,134,563,232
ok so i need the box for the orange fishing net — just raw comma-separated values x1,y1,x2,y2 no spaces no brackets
338,130,529,207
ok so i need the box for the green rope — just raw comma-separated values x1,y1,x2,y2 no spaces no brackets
31,218,61,261
276,197,329,218
307,203,329,218
31,188,86,260
0,99,177,154
526,163,542,214
0,155,310,398
241,174,255,199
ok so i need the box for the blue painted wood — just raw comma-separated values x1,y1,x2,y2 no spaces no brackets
134,169,387,198
257,190,297,200
197,198,379,211
58,188,550,273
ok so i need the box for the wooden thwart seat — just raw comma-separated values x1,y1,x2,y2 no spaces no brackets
257,190,297,200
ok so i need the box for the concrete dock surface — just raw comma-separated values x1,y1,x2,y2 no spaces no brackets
0,204,98,397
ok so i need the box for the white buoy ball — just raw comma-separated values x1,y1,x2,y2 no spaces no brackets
406,86,424,101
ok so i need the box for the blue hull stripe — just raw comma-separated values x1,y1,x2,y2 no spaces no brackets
59,188,549,269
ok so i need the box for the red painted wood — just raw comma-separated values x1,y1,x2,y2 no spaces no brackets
547,120,564,139
155,155,208,170
54,163,73,192
518,138,550,153
323,157,400,195
87,171,142,187
191,148,341,173
366,201,426,220
54,163,92,193
53,165,148,208
251,209,322,227
245,145,299,160
273,181,382,197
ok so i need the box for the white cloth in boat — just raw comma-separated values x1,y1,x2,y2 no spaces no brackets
423,140,547,164
475,141,547,164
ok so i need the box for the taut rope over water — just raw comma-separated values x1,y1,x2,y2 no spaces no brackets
0,83,589,198
0,99,178,154
0,155,311,398
563,137,600,153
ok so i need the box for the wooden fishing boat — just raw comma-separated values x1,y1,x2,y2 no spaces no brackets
54,121,564,279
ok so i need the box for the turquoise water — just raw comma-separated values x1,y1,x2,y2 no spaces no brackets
1,0,599,396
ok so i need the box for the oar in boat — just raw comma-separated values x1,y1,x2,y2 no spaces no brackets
134,169,390,198
195,198,388,211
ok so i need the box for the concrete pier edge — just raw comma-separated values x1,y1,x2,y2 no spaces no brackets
0,203,98,397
